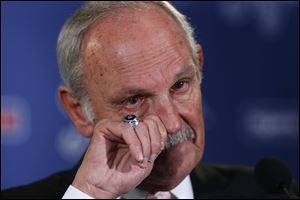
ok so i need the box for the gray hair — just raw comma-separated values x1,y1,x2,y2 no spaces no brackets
57,1,201,122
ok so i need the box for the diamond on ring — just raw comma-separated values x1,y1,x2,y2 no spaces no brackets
123,115,140,128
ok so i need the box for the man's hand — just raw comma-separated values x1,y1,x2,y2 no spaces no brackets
71,115,167,198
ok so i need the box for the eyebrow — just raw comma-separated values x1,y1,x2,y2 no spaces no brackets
172,64,195,83
110,88,150,105
109,64,196,104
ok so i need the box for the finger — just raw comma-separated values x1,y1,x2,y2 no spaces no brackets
134,122,151,167
143,118,161,163
94,120,144,163
147,115,167,150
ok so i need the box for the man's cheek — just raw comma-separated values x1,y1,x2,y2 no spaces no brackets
177,95,201,117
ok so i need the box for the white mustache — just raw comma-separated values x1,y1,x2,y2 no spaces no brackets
164,125,195,149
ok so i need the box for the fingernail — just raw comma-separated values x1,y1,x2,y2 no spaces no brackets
143,157,148,168
138,152,144,162
149,154,157,163
161,141,165,150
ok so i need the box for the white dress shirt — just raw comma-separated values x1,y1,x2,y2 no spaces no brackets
62,175,194,199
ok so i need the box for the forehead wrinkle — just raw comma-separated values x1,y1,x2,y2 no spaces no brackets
113,40,186,75
115,48,178,80
115,41,178,62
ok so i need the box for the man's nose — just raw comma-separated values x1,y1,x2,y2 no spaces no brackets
154,97,182,134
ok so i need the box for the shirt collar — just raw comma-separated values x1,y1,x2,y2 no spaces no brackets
121,175,194,199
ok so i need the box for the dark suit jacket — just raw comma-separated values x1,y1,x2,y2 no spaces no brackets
1,162,298,199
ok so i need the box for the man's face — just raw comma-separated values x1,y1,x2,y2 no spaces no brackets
80,6,205,191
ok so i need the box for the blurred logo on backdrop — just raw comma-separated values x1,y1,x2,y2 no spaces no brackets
1,95,31,146
237,98,299,147
217,1,298,40
55,123,90,164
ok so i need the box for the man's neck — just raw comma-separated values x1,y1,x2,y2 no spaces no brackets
121,175,194,199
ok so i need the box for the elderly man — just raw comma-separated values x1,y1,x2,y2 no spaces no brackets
2,1,298,199
58,1,204,198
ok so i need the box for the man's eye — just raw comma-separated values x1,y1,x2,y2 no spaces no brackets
174,81,185,89
171,80,189,91
124,95,144,109
128,95,140,105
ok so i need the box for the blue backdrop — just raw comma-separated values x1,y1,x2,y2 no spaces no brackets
1,2,299,190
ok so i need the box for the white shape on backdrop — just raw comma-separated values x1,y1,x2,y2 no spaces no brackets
217,1,298,40
1,95,31,146
55,123,90,163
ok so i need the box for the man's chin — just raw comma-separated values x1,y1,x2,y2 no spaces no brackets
138,171,184,193
139,180,180,193
138,140,201,192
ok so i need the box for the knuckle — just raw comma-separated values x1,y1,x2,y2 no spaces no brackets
138,123,148,130
152,142,161,153
147,114,159,121
145,118,156,128
93,119,108,134
121,127,131,136
120,122,130,130
94,119,104,129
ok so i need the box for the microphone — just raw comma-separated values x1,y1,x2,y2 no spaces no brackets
254,157,298,199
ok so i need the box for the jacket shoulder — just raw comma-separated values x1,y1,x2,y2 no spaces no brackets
191,163,253,195
191,162,297,198
1,169,75,199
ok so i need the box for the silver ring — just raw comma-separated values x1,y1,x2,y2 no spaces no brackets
123,115,140,128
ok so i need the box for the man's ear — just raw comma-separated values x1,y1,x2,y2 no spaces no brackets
58,85,94,138
197,44,204,69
